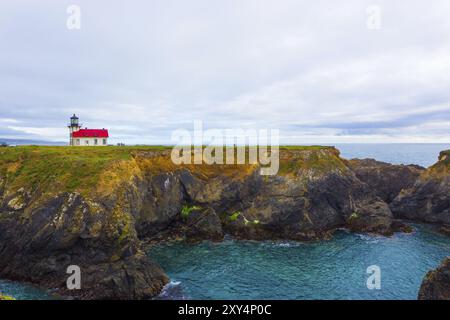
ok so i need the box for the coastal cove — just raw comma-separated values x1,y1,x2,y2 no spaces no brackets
0,144,449,300
2,223,449,300
150,224,450,300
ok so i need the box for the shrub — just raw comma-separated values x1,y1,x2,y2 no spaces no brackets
244,217,260,226
349,212,359,221
0,293,15,300
229,211,241,222
181,205,201,219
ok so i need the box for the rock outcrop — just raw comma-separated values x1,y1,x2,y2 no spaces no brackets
0,191,168,300
388,150,450,301
0,146,447,299
390,150,450,225
418,257,450,300
347,159,424,203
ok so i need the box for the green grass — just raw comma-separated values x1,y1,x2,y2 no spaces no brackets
0,145,339,199
243,216,260,226
278,147,345,176
279,145,335,150
181,205,202,219
0,146,173,196
348,212,359,221
229,211,241,222
0,294,15,300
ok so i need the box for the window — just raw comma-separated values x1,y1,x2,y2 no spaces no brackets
76,139,80,146
94,139,98,145
103,139,107,145
85,140,89,145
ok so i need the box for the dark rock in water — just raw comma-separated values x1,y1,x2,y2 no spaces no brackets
0,192,168,300
154,281,186,300
438,225,450,237
390,220,414,233
419,257,450,300
347,158,424,203
390,150,450,226
346,199,394,235
184,207,224,242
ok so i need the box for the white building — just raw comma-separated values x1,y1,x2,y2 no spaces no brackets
68,114,109,146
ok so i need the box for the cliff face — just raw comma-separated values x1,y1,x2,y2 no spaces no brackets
347,159,424,203
0,146,446,299
418,258,450,300
159,147,394,240
0,147,170,299
0,146,400,299
390,150,450,225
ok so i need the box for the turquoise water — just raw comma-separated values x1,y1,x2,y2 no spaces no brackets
0,279,53,300
149,225,450,300
335,143,450,168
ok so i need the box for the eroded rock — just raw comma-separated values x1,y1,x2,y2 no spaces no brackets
348,158,424,203
390,150,450,226
419,257,450,300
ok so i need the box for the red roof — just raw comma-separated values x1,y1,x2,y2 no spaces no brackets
72,129,109,138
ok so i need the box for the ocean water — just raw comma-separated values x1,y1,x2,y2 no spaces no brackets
0,279,53,300
335,143,450,168
150,225,450,300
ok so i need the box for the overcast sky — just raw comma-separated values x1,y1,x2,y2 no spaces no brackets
1,0,450,144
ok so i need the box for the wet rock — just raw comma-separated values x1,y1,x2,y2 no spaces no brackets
184,207,223,242
346,199,393,235
0,192,168,299
438,225,450,237
390,220,414,233
419,257,450,300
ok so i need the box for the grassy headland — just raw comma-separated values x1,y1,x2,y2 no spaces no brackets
0,145,342,201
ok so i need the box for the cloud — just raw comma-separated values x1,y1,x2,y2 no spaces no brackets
0,0,450,143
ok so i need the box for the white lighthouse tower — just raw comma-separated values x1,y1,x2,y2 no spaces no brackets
68,114,81,146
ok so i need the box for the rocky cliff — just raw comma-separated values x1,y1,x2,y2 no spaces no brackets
347,159,424,203
418,258,450,300
0,146,447,299
390,150,450,226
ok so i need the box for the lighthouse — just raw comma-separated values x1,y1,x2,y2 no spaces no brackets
68,114,81,146
68,114,109,146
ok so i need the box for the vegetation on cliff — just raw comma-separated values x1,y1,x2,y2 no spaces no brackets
423,149,450,178
0,146,154,198
0,293,15,300
0,145,341,198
